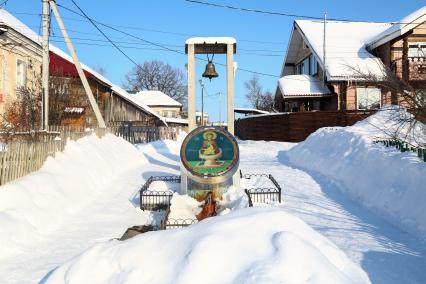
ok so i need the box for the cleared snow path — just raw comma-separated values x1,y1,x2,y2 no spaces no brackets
239,140,426,284
1,138,425,283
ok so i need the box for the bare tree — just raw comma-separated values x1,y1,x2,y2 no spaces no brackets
350,66,426,146
244,74,262,109
244,75,275,111
258,91,275,112
124,60,187,103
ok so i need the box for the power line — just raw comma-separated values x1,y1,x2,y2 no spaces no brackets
55,3,281,78
8,9,288,45
70,0,138,66
0,0,10,7
184,0,323,20
184,0,426,25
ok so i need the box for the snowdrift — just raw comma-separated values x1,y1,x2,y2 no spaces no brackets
0,134,145,260
287,107,426,237
42,207,370,284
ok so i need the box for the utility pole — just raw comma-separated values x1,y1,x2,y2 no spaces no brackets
41,0,50,130
49,0,106,128
323,11,327,85
199,79,204,126
218,91,222,126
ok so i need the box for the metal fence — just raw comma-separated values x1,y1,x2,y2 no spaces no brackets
139,175,181,211
162,218,198,230
243,174,282,204
111,122,182,144
374,139,426,162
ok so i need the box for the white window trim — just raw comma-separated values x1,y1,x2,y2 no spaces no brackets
16,58,27,88
356,87,381,110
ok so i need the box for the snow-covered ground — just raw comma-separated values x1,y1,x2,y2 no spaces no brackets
0,110,425,283
287,108,426,236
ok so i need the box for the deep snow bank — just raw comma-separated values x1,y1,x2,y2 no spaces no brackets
42,207,370,284
287,108,426,237
0,134,145,260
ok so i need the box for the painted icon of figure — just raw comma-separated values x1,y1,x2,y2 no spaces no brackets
199,131,222,167
201,131,219,155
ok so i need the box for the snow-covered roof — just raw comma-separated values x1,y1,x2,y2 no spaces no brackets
283,20,391,80
195,111,208,117
185,37,236,45
367,6,426,50
234,108,270,115
111,86,166,124
163,117,188,125
0,8,40,44
0,9,164,123
136,90,182,107
278,75,332,98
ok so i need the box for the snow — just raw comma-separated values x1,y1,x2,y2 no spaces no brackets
294,20,390,80
163,117,188,125
168,192,201,220
0,8,41,45
367,6,426,49
286,107,426,237
111,85,165,123
0,134,146,261
136,90,182,107
186,37,236,45
1,111,426,283
42,207,370,284
234,107,270,114
278,74,332,97
63,107,85,114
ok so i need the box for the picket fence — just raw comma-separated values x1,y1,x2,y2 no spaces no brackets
0,125,180,186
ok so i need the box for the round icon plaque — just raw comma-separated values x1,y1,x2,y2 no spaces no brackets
180,126,239,185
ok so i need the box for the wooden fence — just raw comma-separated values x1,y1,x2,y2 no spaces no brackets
0,124,181,186
235,110,374,142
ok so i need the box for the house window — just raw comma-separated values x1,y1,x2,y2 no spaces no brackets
296,55,318,76
408,43,426,58
16,59,27,87
357,87,381,110
309,54,318,75
297,57,310,75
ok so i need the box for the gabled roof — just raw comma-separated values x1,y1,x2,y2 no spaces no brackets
0,8,164,123
283,20,390,80
367,6,426,50
110,86,166,124
135,90,182,107
278,75,331,98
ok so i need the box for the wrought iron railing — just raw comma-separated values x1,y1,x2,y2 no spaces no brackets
139,175,181,211
243,173,282,204
374,139,426,162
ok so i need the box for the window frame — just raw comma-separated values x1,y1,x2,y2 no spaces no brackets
16,58,27,88
356,87,381,110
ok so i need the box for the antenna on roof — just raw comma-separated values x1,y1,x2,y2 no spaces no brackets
323,11,327,85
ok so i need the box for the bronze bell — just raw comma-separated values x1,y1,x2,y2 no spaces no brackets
202,60,219,81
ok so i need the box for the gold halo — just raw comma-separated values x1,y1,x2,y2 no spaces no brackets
203,131,217,140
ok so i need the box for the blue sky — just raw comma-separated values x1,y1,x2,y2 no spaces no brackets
2,0,424,122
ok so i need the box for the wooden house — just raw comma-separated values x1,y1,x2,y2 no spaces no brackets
275,6,426,112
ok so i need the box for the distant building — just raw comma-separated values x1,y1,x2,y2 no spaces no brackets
135,90,183,118
195,111,208,126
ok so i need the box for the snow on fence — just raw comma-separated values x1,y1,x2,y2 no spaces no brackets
0,126,108,186
374,139,426,162
111,122,183,144
0,125,180,186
